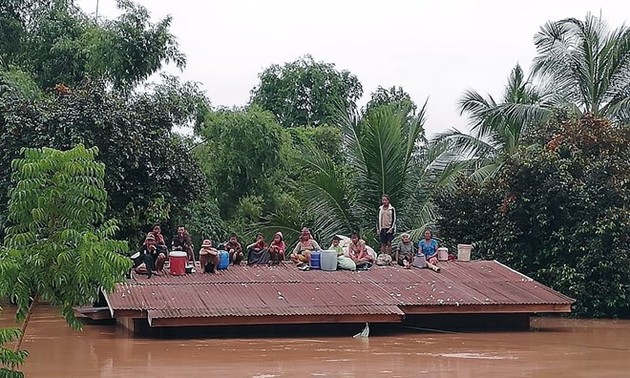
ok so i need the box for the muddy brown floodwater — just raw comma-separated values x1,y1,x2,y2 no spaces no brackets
1,306,630,377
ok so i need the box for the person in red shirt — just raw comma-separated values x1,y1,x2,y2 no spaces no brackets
268,231,286,265
246,233,269,265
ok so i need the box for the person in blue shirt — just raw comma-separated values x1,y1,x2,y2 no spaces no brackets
418,229,439,265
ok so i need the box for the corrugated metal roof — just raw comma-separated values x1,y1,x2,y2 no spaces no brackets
106,260,574,322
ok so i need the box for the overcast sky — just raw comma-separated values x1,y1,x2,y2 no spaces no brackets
77,0,629,136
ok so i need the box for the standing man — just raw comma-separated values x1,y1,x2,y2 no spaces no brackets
172,226,194,263
377,194,396,256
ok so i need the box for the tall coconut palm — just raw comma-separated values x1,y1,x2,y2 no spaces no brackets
261,102,457,244
433,14,630,184
433,64,554,181
532,13,630,124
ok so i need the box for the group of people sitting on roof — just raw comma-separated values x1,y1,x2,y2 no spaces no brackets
132,225,199,278
131,195,443,277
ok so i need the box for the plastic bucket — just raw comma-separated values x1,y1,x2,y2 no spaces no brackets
457,244,472,261
320,250,338,271
437,247,449,261
310,251,321,269
413,254,426,268
218,250,229,270
168,251,187,275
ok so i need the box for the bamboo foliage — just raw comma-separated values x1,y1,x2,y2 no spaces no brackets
0,144,131,375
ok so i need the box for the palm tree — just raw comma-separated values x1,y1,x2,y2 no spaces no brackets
261,103,455,244
532,13,630,124
433,64,554,181
433,14,630,183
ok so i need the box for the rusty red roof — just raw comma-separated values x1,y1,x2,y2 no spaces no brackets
104,260,574,326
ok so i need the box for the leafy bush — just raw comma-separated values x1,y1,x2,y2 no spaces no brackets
437,117,630,317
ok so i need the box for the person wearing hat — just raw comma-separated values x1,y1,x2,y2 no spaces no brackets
146,232,167,271
133,233,158,278
198,239,219,273
290,227,322,267
268,232,286,265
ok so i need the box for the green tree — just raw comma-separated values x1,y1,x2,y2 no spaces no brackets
287,125,343,163
0,145,131,375
433,176,502,253
279,104,448,245
0,66,43,100
86,0,186,91
0,324,27,377
533,13,630,124
0,80,207,244
433,14,630,183
0,0,184,90
250,55,363,127
364,85,418,117
196,106,288,220
437,116,630,317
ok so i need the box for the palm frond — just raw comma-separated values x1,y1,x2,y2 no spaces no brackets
404,99,428,168
432,128,500,162
297,145,358,242
469,160,504,183
458,89,498,135
533,13,630,120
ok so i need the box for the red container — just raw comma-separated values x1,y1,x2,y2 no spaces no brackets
169,251,187,275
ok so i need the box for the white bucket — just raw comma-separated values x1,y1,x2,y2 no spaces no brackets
320,250,338,271
168,251,187,258
437,247,449,261
457,244,472,261
412,254,426,268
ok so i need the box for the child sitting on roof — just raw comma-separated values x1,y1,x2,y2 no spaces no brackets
396,232,415,269
247,233,270,265
268,232,286,265
348,231,373,270
330,235,356,271
225,233,244,265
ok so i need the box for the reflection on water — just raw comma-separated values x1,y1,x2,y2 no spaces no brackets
1,306,630,377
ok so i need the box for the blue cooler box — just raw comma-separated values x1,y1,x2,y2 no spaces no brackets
310,250,321,269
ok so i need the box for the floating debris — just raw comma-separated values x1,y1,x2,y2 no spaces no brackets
353,323,370,338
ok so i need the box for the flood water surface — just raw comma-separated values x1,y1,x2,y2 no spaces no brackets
2,306,629,377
